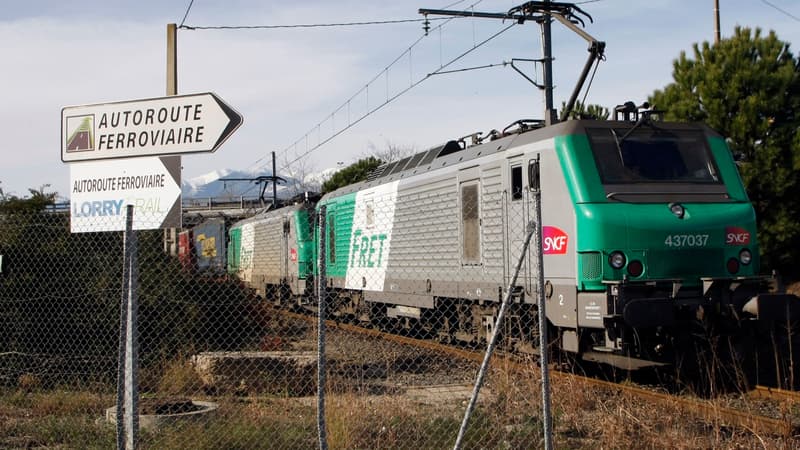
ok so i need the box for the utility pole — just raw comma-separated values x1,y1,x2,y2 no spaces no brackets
272,152,278,209
419,2,600,126
713,0,721,44
164,23,180,255
542,0,557,125
167,23,177,96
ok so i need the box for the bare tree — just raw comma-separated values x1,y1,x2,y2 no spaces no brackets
361,140,415,163
281,150,320,197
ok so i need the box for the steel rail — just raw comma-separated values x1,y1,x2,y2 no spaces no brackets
277,308,797,437
751,385,800,404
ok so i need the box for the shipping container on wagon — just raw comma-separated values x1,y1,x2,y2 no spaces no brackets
193,218,227,273
177,229,195,272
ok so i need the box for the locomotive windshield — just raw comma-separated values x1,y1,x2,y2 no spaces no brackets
587,128,721,185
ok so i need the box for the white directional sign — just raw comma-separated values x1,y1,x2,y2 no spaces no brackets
70,156,182,232
61,92,242,162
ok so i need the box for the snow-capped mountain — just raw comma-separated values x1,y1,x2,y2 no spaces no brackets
182,167,333,200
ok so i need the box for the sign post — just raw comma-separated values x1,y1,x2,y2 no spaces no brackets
61,92,241,450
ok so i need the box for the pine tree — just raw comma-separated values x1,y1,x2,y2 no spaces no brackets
649,27,800,275
321,157,383,193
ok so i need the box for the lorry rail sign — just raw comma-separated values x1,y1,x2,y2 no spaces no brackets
69,156,182,232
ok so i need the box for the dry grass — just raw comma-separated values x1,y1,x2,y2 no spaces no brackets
2,318,800,449
155,358,205,396
1,373,799,449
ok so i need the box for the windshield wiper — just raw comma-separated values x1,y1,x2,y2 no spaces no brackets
612,114,647,148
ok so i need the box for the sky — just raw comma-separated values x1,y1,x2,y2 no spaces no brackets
3,0,800,200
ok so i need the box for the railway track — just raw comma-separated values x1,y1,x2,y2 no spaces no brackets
278,307,799,437
750,385,800,404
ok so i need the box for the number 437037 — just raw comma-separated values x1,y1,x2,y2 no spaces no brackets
664,234,709,247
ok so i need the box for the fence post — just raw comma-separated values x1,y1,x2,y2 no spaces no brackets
116,205,139,450
533,186,553,450
316,205,328,450
454,221,536,450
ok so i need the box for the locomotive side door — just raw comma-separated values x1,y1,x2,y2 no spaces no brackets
504,154,534,293
281,217,290,286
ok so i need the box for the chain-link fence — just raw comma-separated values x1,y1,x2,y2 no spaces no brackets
3,186,798,449
0,182,556,450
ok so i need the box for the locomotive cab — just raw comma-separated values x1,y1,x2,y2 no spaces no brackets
548,118,794,368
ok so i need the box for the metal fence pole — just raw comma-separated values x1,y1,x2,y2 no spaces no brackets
116,212,130,449
533,188,553,450
454,221,536,450
116,205,139,450
316,205,328,450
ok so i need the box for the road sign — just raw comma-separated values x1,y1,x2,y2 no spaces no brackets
61,92,242,162
70,156,182,233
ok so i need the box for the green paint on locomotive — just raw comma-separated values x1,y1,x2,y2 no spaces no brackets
226,222,254,281
314,192,357,279
225,206,316,281
227,226,242,275
292,208,314,279
315,181,400,291
554,129,759,291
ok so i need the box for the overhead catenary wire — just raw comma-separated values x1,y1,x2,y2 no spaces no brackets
243,0,491,176
178,0,195,28
179,0,473,31
208,7,483,174
179,17,451,30
178,0,454,30
257,1,526,176
277,20,517,171
759,0,800,22
427,61,510,76
180,0,524,185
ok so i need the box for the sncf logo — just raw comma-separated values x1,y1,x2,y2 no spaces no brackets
543,226,569,255
725,226,751,245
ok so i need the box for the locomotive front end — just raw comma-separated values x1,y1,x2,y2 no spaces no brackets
559,120,794,367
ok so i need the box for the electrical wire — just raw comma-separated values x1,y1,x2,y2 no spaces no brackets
179,0,195,28
251,0,494,176
179,17,451,30
227,1,488,174
278,21,518,170
759,0,800,22
430,61,509,76
578,56,602,113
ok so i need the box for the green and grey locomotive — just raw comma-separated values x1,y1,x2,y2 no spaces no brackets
227,114,798,369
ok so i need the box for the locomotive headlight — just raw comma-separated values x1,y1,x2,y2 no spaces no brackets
739,249,752,265
668,202,685,219
609,251,626,269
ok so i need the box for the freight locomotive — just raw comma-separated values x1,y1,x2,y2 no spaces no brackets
208,1,800,372
222,111,799,370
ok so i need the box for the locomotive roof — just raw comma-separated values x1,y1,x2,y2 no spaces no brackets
321,119,719,200
228,202,310,228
